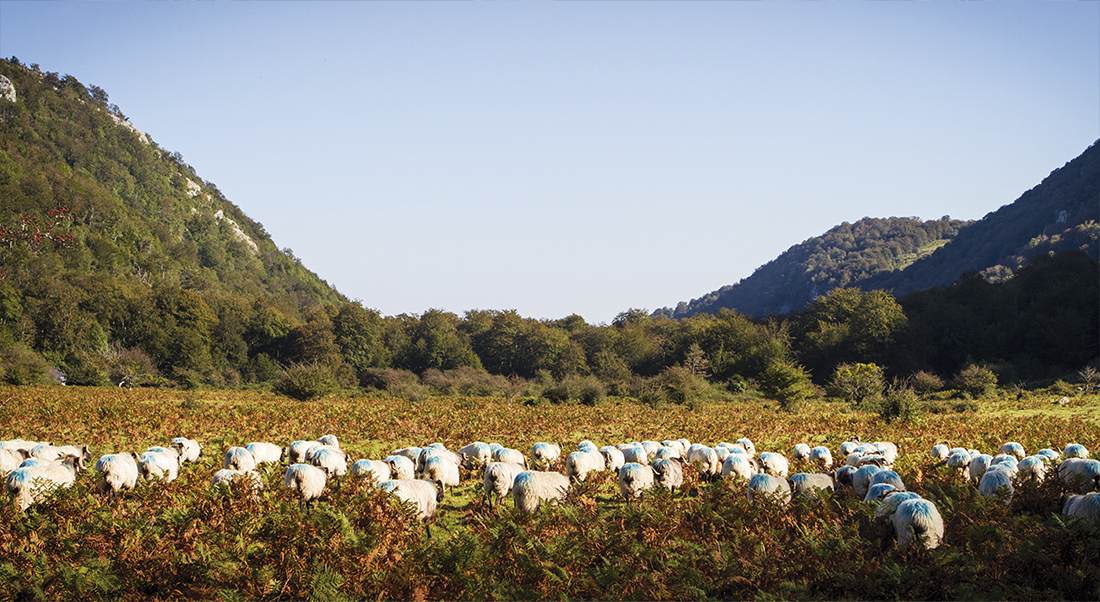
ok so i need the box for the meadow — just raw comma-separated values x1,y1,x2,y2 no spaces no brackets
1,385,1098,601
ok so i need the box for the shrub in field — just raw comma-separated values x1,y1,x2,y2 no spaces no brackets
828,362,885,409
879,383,920,423
359,367,418,391
908,370,944,396
420,367,511,397
758,358,814,412
953,364,998,399
275,361,338,401
542,374,606,406
0,345,52,385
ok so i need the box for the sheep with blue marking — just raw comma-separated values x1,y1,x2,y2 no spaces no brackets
211,469,263,495
978,469,1014,505
245,442,283,466
287,440,320,464
652,458,684,492
999,441,1025,460
757,452,789,478
808,446,833,469
1060,492,1100,524
721,453,759,483
350,460,391,483
383,455,416,481
689,445,722,479
1062,443,1089,459
851,464,883,499
483,461,526,511
566,450,605,482
223,446,258,472
170,437,203,464
789,473,834,500
747,473,791,505
378,478,444,526
283,463,327,508
618,462,656,499
891,497,944,549
968,454,993,482
1058,458,1100,493
864,483,898,503
532,442,562,469
620,444,648,465
6,455,84,511
459,442,492,468
492,447,527,468
419,454,460,494
310,446,348,479
95,452,140,498
869,470,905,492
139,448,180,482
1016,455,1048,483
930,442,950,461
736,438,756,457
0,448,28,474
600,446,625,473
513,470,571,513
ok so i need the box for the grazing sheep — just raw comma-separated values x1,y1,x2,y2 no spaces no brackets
1063,443,1090,459
790,444,811,462
689,446,722,479
139,449,180,482
747,473,791,505
599,446,626,473
483,461,526,511
30,444,92,467
94,452,140,497
999,442,1025,459
565,450,605,482
839,438,862,457
350,460,391,483
1061,492,1100,524
891,498,944,549
945,449,972,476
223,446,258,472
788,473,835,499
809,446,834,469
211,469,263,494
1016,456,1048,483
383,455,416,481
378,479,444,527
287,440,320,464
0,448,28,473
317,434,339,449
721,453,759,482
245,442,283,466
532,442,562,469
654,446,681,461
864,483,898,503
652,458,684,491
283,463,327,508
459,442,492,468
757,452,790,478
852,464,883,499
978,469,1014,505
834,465,857,490
1036,448,1061,461
874,491,923,521
870,470,906,492
618,463,656,499
930,442,950,461
663,440,687,456
513,470,571,513
640,441,662,460
417,446,462,474
6,455,83,511
621,444,648,465
419,454,460,494
576,440,599,454
736,438,756,457
305,444,344,465
390,446,423,463
1058,458,1100,493
311,446,348,479
492,447,527,468
1,439,46,453
968,454,994,482
170,437,203,463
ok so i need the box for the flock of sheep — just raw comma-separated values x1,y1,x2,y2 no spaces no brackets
2,434,1098,550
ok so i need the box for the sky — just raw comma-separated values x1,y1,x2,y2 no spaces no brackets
2,2,1097,324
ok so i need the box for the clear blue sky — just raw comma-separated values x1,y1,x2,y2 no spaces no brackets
2,1,1097,324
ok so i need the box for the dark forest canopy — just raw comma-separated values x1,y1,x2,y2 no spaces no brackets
1,57,1096,398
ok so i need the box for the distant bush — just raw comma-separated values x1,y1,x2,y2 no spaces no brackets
0,346,52,386
360,368,419,391
275,361,338,401
758,358,814,413
879,382,920,423
908,370,944,396
542,374,607,406
420,367,511,397
828,363,885,410
953,364,998,399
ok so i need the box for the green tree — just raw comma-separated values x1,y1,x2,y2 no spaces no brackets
333,302,390,374
757,357,815,413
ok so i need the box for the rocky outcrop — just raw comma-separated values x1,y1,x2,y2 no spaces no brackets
0,75,15,102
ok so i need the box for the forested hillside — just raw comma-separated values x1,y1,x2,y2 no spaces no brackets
0,57,1095,401
659,140,1099,319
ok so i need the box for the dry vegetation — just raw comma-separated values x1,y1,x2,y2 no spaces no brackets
1,385,1098,600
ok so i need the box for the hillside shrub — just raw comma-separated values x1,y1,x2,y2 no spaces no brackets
275,361,337,401
0,346,52,386
953,364,998,399
757,358,814,412
542,374,606,406
879,383,920,423
908,370,944,396
828,362,885,409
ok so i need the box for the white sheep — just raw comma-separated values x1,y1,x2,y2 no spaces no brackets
576,440,599,454
513,470,571,513
930,442,950,461
287,440,320,464
378,478,444,527
531,442,562,469
94,452,140,497
788,473,834,499
1058,458,1100,493
483,461,526,511
139,448,180,482
874,491,923,521
283,463,327,508
640,441,662,460
968,454,993,482
317,434,339,448
245,442,283,466
721,453,759,483
736,437,756,457
869,470,906,492
1036,448,1061,461
998,442,1025,459
839,438,862,457
746,473,791,505
891,498,944,549
419,454,460,494
864,483,898,503
599,446,625,473
1,439,46,453
211,469,263,495
6,455,83,511
790,443,811,462
689,445,722,479
652,458,683,491
417,446,462,474
757,452,789,478
492,447,527,468
223,446,258,472
383,455,416,481
458,442,492,468
310,446,348,479
350,460,391,483
565,450,605,482
0,448,28,473
390,446,423,462
620,444,648,465
618,462,656,499
170,437,203,463
30,444,90,464
1061,492,1100,524
654,446,681,461
945,449,972,476
1016,456,1048,483
978,469,1014,505
852,464,883,499
663,440,687,456
834,465,857,490
808,446,833,469
1062,443,1089,459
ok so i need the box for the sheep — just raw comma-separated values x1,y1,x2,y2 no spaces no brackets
864,483,898,503
736,438,756,457
419,454,460,494
930,442,950,461
790,443,811,462
350,459,391,483
968,454,993,482
1,439,46,453
874,491,923,520
492,447,527,468
746,473,791,505
891,498,944,550
531,442,562,469
223,446,258,472
305,444,345,465
652,458,684,492
640,441,662,460
94,452,140,497
283,463,327,508
689,445,722,479
1036,448,1061,461
869,470,906,492
211,469,263,495
1063,443,1090,459
839,438,862,457
809,446,834,469
600,446,626,473
383,455,416,481
317,434,340,448
999,442,1025,460
0,448,28,473
1016,456,1048,483
576,440,599,454
565,450,605,482
483,461,526,511
417,446,462,474
620,444,648,465
310,446,348,479
788,473,834,500
757,452,789,478
30,444,91,466
663,440,687,456
721,453,759,483
390,446,423,463
245,442,283,466
852,464,883,499
654,446,681,461
170,437,203,463
138,449,180,482
287,440,320,464
1061,492,1100,524
513,470,571,513
1057,458,1100,493
618,463,656,499
5,455,83,511
458,442,492,468
978,469,1014,505
378,479,444,530
945,449,972,476
834,465,857,490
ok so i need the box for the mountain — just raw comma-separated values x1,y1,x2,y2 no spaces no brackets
657,140,1100,319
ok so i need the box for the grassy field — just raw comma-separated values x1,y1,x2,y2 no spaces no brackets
1,385,1098,600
